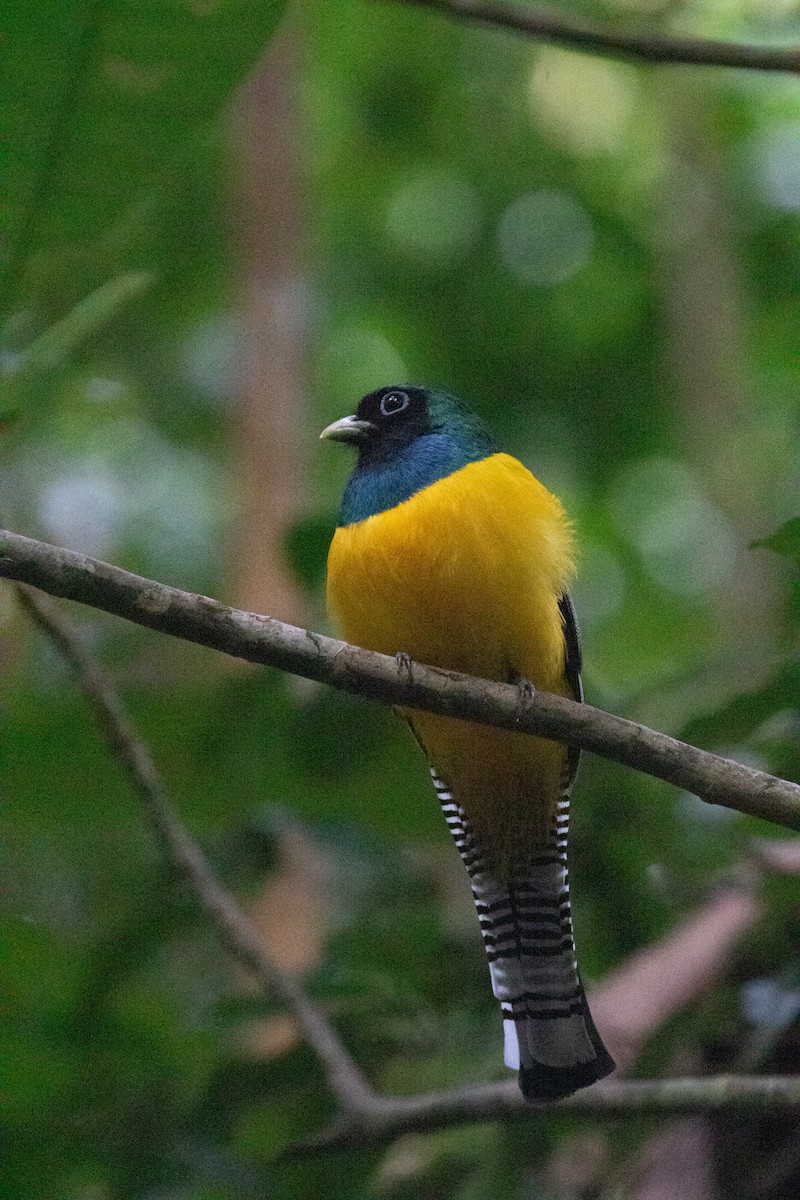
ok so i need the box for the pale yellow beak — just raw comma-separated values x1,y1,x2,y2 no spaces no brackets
319,414,376,445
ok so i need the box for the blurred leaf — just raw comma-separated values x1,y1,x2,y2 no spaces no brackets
682,662,799,748
3,0,287,307
283,513,337,594
751,517,800,568
7,271,152,380
1,271,153,424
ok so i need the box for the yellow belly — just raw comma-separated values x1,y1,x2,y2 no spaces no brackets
326,453,576,871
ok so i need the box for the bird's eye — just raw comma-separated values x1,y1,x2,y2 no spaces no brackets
380,390,410,417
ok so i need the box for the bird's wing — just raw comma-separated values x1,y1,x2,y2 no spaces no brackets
558,591,583,791
558,591,583,703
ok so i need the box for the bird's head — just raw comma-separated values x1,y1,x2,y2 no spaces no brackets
321,385,497,525
321,385,494,463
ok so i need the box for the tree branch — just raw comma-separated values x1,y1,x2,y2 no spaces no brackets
3,529,799,831
14,583,800,1158
396,0,800,74
286,1075,800,1157
15,585,376,1115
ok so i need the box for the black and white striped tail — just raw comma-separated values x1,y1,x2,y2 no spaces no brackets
432,769,614,1102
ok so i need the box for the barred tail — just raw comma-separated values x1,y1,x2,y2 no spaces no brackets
433,771,614,1102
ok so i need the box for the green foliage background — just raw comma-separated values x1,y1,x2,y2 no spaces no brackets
2,0,799,1197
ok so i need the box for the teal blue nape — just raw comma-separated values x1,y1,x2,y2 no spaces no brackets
326,385,498,527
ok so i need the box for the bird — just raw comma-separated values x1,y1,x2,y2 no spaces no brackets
321,385,614,1102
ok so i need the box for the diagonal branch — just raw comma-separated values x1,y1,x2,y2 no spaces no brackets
3,529,799,830
396,0,800,74
15,584,376,1115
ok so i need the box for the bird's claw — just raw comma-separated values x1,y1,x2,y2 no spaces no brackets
515,677,536,720
395,651,414,681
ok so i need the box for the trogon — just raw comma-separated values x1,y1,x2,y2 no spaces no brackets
322,385,614,1101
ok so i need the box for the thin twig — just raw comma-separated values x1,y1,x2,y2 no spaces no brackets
285,1075,800,1156
16,585,376,1114
3,530,799,831
396,0,800,74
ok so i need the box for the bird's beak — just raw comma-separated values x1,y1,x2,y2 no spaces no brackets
319,414,375,445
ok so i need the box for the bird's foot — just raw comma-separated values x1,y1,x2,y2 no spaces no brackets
395,651,414,681
514,677,536,720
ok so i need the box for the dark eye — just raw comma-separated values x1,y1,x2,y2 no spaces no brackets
380,390,410,417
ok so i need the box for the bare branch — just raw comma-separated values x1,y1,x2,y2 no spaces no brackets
287,1075,800,1156
16,584,376,1115
3,530,799,831
396,0,800,74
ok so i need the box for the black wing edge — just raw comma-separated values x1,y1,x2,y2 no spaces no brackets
558,592,583,704
558,592,583,788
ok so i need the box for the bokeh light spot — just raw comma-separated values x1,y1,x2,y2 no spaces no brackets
609,458,739,596
497,189,593,287
753,121,800,212
40,470,122,559
529,49,638,157
572,542,626,629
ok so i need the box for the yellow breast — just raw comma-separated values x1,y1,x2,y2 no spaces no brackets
326,452,576,871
